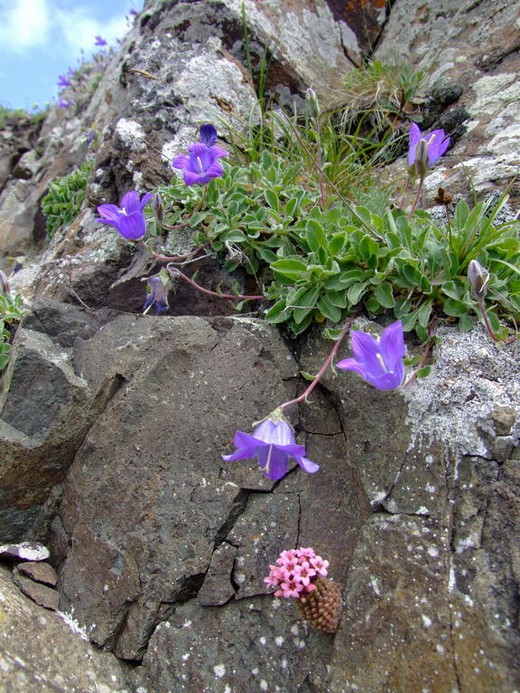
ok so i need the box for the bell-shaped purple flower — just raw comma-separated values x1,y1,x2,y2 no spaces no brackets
143,273,171,314
96,190,152,241
408,122,450,177
94,35,107,47
171,124,228,185
336,321,406,391
57,74,71,88
222,413,319,481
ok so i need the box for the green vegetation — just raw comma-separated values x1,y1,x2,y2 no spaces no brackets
0,104,48,130
155,151,519,340
0,291,27,372
148,61,517,341
41,162,94,237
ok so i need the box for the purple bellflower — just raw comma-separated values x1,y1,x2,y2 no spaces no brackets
222,411,319,481
408,123,450,178
171,124,228,185
94,35,107,46
336,320,406,391
96,190,152,241
143,272,171,314
57,74,71,88
58,98,74,109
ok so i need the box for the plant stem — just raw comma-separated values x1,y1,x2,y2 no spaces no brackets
408,176,423,219
279,317,354,411
168,267,263,301
314,117,326,208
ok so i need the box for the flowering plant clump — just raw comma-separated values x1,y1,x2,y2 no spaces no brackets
265,548,342,632
222,412,319,481
96,190,152,241
264,548,329,598
336,320,406,390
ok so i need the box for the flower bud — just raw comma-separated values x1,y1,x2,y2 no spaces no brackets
413,138,430,180
468,259,490,299
152,193,164,224
0,270,10,295
305,87,320,118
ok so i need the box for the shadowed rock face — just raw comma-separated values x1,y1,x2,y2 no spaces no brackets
0,0,519,691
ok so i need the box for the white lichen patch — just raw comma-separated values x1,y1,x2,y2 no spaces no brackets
421,614,433,628
213,664,226,678
0,542,50,561
404,327,520,460
57,610,91,641
115,118,147,152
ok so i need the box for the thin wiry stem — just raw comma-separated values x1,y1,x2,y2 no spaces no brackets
279,317,355,411
168,266,263,301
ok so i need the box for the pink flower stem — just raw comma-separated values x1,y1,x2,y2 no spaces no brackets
151,246,205,263
408,177,424,219
477,299,517,344
169,267,263,301
280,316,355,411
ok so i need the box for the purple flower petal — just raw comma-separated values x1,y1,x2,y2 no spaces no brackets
337,321,406,391
96,190,150,241
222,415,319,481
171,132,228,186
199,124,217,147
256,445,289,481
117,212,147,241
408,123,450,169
96,203,121,223
295,456,320,474
252,418,295,446
171,154,190,171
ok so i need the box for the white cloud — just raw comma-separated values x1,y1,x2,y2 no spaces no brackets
0,0,51,51
55,7,128,55
0,0,129,56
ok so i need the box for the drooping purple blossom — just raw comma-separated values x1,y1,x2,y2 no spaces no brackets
171,124,228,185
336,320,406,391
143,273,171,314
407,123,450,177
96,190,152,241
57,74,71,88
58,98,74,109
94,35,107,47
222,413,319,481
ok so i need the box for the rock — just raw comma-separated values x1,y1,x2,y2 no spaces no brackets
0,542,50,562
0,328,94,541
12,570,60,611
0,565,129,692
131,597,334,693
46,315,300,661
375,0,520,205
16,561,58,587
299,323,520,691
0,0,518,689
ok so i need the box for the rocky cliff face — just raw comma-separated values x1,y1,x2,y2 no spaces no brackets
0,1,519,692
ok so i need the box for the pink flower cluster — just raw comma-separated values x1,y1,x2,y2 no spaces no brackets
264,547,329,599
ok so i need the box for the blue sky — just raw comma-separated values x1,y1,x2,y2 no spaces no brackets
0,0,143,111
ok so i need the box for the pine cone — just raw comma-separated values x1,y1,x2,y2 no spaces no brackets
296,577,343,633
